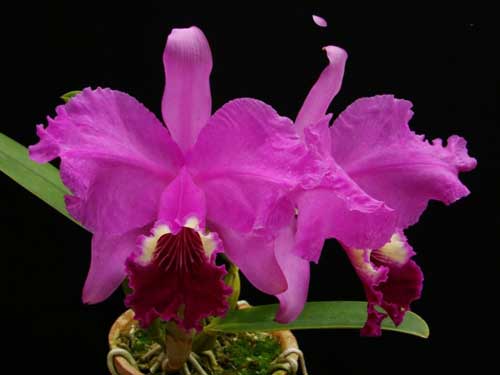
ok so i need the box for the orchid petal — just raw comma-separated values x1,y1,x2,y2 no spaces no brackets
162,26,212,153
214,224,288,296
83,226,149,304
294,186,396,263
345,231,424,336
213,195,305,298
62,159,169,235
312,15,328,28
293,119,396,261
295,46,347,132
294,189,394,263
275,225,310,323
331,95,477,228
189,98,324,234
29,88,183,235
217,222,310,322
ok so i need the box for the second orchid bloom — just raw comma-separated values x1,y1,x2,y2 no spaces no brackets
29,25,475,335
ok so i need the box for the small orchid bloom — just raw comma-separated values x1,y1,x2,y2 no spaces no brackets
291,39,476,334
28,26,325,330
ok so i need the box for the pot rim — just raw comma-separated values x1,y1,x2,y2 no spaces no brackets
108,303,299,375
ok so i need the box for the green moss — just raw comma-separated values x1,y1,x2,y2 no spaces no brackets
212,332,282,375
117,323,282,374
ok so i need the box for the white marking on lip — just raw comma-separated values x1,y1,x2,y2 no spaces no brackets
139,224,171,264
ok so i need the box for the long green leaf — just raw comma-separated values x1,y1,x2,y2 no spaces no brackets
0,133,82,227
206,301,429,338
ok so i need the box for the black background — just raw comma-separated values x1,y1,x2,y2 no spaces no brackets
1,3,497,374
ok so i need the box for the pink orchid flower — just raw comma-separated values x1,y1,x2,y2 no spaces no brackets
28,26,329,330
248,42,476,334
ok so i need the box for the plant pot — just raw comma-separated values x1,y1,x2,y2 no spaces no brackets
108,303,301,375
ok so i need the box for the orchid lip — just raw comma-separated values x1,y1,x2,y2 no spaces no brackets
137,219,219,267
153,227,206,273
125,221,230,330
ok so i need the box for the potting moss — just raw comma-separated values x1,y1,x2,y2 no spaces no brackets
211,332,282,375
115,323,282,374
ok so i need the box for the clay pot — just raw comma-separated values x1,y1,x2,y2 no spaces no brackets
108,306,299,375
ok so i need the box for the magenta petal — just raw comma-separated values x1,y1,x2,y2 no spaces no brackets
214,225,288,296
295,186,395,263
62,159,170,236
294,117,396,260
312,15,328,28
345,231,424,336
294,121,396,261
275,226,310,323
295,46,347,132
162,26,213,153
29,88,184,235
83,226,149,304
188,98,324,234
126,225,230,331
158,168,207,233
331,95,477,228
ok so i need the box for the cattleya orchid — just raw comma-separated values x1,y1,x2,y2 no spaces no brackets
235,22,477,334
296,47,475,335
0,14,478,375
24,17,476,343
28,26,328,331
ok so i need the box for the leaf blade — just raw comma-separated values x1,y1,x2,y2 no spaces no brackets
0,133,82,227
206,301,429,338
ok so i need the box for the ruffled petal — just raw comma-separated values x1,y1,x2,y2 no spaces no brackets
331,95,477,228
295,46,348,133
83,226,149,304
188,98,325,234
294,186,395,263
344,231,424,336
162,26,213,153
125,223,230,331
29,88,184,235
275,225,310,323
293,119,396,261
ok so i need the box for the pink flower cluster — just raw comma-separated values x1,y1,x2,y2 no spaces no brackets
30,22,475,335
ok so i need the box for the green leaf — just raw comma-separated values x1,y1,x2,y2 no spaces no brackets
205,301,429,338
0,133,83,227
60,90,81,103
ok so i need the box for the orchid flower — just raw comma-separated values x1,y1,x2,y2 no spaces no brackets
298,49,478,335
223,37,476,334
294,44,476,335
28,26,327,331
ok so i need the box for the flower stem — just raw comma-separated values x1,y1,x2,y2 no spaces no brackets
161,321,194,372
